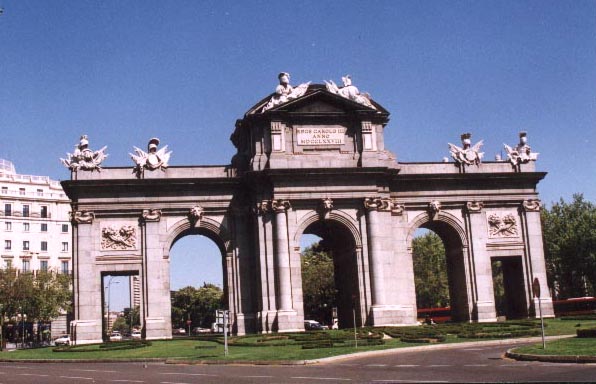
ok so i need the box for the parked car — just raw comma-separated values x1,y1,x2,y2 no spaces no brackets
172,328,186,335
131,330,142,340
109,332,122,341
304,320,324,330
54,335,70,346
193,327,211,334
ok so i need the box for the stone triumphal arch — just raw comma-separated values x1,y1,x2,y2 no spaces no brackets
61,75,554,343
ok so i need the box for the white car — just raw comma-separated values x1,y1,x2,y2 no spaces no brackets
109,332,122,341
54,335,70,346
131,330,142,340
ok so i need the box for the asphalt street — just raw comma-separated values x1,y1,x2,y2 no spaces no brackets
0,341,594,383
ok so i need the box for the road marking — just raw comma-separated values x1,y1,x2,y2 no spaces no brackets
110,380,145,383
291,377,352,381
160,382,192,384
18,373,50,377
72,368,119,373
160,372,218,377
463,364,488,367
500,363,528,367
429,364,451,367
60,376,94,380
245,376,274,378
395,364,420,367
367,364,388,367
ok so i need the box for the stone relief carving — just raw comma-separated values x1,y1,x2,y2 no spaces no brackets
71,210,95,224
141,209,161,222
262,72,310,112
61,135,108,172
188,205,204,225
487,212,519,238
448,133,484,166
254,200,272,216
325,75,377,109
466,201,484,213
130,138,172,177
522,199,542,212
318,198,334,219
504,131,539,170
101,225,137,250
390,200,405,216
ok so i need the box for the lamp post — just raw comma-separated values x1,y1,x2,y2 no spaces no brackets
0,303,3,352
105,277,120,338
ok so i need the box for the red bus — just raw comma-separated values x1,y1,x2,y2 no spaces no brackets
553,297,596,317
417,307,451,323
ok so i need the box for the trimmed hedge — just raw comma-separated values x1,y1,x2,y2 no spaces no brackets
53,340,152,353
576,328,596,338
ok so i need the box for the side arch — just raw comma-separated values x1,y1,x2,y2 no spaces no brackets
292,210,362,248
406,211,468,249
163,216,233,259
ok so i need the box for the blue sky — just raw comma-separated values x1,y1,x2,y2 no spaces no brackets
1,1,595,309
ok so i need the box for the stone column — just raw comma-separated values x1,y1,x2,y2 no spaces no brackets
364,198,386,306
272,199,299,331
521,200,555,317
465,201,497,322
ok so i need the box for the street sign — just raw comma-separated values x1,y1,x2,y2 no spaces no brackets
532,277,541,298
186,320,192,325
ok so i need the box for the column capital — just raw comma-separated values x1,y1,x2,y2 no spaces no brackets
141,208,162,222
364,197,391,212
522,199,542,212
71,210,95,225
254,200,272,216
272,199,291,213
465,201,484,214
390,199,405,216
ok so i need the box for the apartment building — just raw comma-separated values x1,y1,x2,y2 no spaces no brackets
0,158,71,334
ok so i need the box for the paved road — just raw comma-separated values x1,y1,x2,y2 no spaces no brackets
0,342,594,383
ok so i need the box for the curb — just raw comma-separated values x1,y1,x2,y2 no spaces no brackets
505,349,596,364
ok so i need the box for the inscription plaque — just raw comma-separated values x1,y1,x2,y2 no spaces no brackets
296,126,346,146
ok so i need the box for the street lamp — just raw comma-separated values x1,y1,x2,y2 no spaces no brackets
0,303,3,352
105,277,120,338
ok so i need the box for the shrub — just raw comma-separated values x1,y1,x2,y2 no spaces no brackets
576,328,596,338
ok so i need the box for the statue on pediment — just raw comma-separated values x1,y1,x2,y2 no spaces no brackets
504,131,539,169
325,75,376,109
130,138,172,176
448,133,484,166
61,135,108,172
262,72,310,112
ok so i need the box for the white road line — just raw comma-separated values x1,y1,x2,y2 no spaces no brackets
245,376,274,378
18,373,50,377
291,377,352,381
500,363,528,367
429,364,451,367
160,382,192,384
367,364,388,367
110,380,145,383
60,376,94,380
159,372,218,377
395,364,420,367
463,364,488,367
72,368,119,373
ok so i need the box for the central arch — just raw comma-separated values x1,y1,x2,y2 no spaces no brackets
294,211,365,328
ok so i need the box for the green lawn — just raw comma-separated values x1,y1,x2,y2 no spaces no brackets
514,338,596,356
2,318,595,361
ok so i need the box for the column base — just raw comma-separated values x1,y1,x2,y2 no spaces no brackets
71,320,103,345
144,317,172,340
533,297,555,318
474,301,497,322
235,313,256,335
275,310,303,332
369,305,418,326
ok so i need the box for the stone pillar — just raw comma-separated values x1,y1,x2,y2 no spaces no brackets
465,201,497,322
364,198,386,306
272,199,300,331
71,211,103,344
140,210,172,340
521,200,555,317
255,200,277,333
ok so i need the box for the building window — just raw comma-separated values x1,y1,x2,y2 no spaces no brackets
19,188,25,196
40,260,48,271
1,187,7,194
37,189,43,197
5,222,11,231
41,223,48,232
62,242,68,252
23,241,30,251
40,206,48,218
61,261,69,274
22,260,30,272
4,240,11,250
22,205,30,217
41,241,48,251
23,222,30,232
4,204,11,216
62,224,69,233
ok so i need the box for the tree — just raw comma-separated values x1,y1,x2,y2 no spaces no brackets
170,283,224,329
301,243,337,324
542,194,596,298
412,232,450,308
